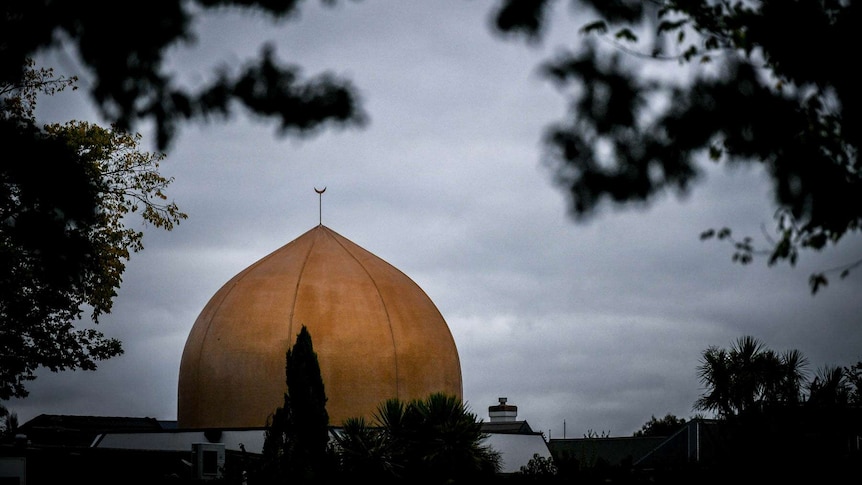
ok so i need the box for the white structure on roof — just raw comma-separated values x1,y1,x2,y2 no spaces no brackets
489,397,519,423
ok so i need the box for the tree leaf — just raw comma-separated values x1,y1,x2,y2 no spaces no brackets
579,20,608,35
658,19,687,34
614,28,638,42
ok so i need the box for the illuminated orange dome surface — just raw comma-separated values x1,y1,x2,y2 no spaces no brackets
177,225,462,428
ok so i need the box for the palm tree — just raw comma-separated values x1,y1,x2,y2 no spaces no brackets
772,349,809,405
337,393,501,484
695,345,735,417
695,336,809,418
847,361,862,405
331,416,400,482
374,397,408,438
727,335,770,414
403,392,501,483
807,364,850,406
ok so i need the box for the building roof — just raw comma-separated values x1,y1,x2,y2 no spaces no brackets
178,224,462,428
11,414,551,475
13,414,164,447
481,420,536,435
548,436,668,467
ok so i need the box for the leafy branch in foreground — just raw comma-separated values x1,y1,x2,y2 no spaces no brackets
1,60,186,400
490,0,861,294
700,217,862,294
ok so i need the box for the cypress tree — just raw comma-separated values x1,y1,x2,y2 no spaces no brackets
286,325,330,483
257,325,331,484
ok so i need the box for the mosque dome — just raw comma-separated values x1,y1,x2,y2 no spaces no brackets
177,224,462,428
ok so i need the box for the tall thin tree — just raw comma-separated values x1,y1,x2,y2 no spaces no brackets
258,325,331,485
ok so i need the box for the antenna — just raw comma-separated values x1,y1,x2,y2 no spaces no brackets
314,187,326,225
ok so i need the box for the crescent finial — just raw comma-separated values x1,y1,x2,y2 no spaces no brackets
314,186,326,225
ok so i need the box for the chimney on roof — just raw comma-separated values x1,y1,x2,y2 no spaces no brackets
488,397,518,422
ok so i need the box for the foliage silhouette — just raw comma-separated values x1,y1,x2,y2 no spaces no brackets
0,61,186,400
256,325,332,485
1,1,367,151
489,0,862,292
694,335,809,418
632,413,686,437
332,392,502,485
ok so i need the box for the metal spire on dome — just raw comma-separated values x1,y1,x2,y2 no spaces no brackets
314,186,326,225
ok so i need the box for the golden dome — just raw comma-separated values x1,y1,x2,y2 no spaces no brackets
177,224,462,428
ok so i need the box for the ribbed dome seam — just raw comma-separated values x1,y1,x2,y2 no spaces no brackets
323,226,401,400
288,227,319,342
179,244,279,426
188,251,268,370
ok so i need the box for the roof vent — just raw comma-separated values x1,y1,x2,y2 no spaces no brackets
488,397,518,422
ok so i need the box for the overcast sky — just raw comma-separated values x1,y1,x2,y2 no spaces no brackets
10,0,861,438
